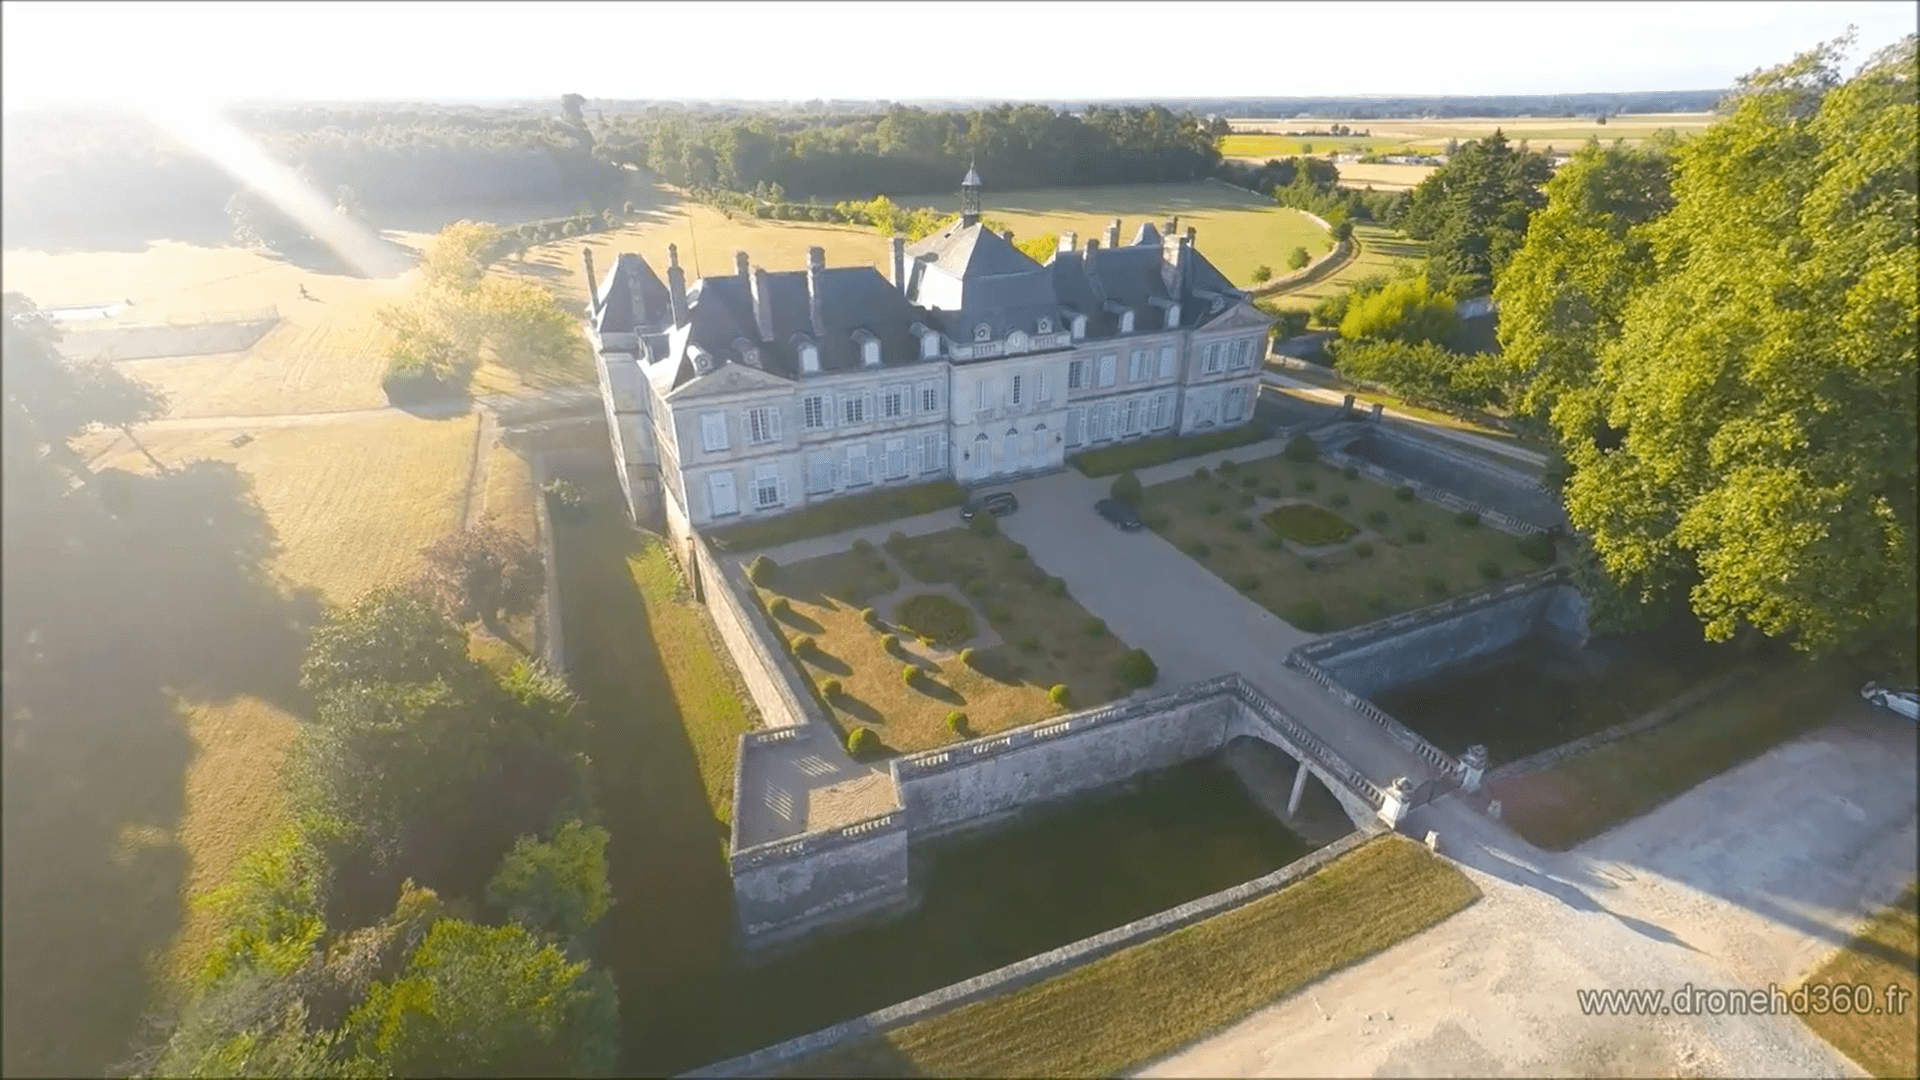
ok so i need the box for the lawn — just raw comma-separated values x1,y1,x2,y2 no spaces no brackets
777,833,1480,1078
3,411,480,1078
756,527,1136,752
1140,455,1536,631
1798,883,1920,1079
892,181,1331,288
1259,223,1428,312
1487,661,1854,851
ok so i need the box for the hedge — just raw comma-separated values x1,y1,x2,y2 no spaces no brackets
709,480,967,552
1071,425,1270,478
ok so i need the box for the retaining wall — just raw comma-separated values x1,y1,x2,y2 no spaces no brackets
728,791,911,946
1313,423,1548,536
57,314,280,362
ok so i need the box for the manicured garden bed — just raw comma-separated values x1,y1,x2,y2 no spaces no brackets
893,593,976,646
709,479,966,553
1072,425,1271,478
1262,502,1358,547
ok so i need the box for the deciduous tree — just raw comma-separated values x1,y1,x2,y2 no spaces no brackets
418,521,544,634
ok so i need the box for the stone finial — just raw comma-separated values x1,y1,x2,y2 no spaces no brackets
1185,225,1197,244
666,246,687,327
806,246,825,272
1086,238,1100,254
1460,744,1489,793
1001,228,1015,243
734,250,750,279
667,243,680,269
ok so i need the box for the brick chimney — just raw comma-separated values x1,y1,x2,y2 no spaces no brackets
750,267,774,341
666,244,687,327
805,246,826,338
734,250,750,279
890,235,906,294
1104,219,1121,248
581,247,599,312
1161,232,1192,300
628,255,651,328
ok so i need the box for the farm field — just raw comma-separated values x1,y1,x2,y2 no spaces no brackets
1332,161,1438,191
1227,112,1715,148
1258,223,1427,312
892,180,1331,287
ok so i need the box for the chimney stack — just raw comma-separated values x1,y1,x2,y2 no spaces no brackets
1059,230,1077,253
805,246,826,338
581,247,599,312
734,250,750,280
750,267,774,341
1161,232,1192,299
666,244,688,326
1166,215,1179,236
1086,237,1100,254
890,235,906,294
1001,228,1015,243
1186,226,1196,245
1105,219,1121,249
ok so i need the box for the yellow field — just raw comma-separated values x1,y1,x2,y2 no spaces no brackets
1332,161,1438,191
1228,112,1715,149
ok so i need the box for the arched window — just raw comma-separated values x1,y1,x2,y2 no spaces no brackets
1071,315,1087,340
800,344,820,373
1120,310,1135,333
974,323,992,342
1037,317,1053,334
921,333,940,359
862,340,880,367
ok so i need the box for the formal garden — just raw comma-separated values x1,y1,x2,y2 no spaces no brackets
748,517,1154,754
1126,442,1558,633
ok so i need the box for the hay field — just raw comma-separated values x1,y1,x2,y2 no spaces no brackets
893,181,1331,286
1332,161,1438,192
1260,224,1427,312
1228,112,1714,148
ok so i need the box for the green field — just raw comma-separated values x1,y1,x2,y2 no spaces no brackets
895,181,1331,288
1220,133,1427,159
1259,223,1427,312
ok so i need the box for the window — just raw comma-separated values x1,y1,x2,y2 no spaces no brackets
1128,349,1148,383
806,456,836,494
1068,359,1087,389
1120,310,1135,333
700,411,728,452
882,385,906,419
1066,406,1087,447
920,332,940,359
884,438,908,480
919,381,941,414
1158,345,1175,378
974,323,992,342
1230,339,1252,370
1122,397,1142,435
1203,343,1223,375
802,394,829,431
845,445,871,486
1038,317,1052,334
1225,385,1247,422
919,431,945,473
752,464,784,509
1098,354,1116,388
976,379,992,412
746,405,778,445
800,344,819,373
841,393,867,425
1007,331,1028,353
1152,392,1175,430
1036,370,1051,404
1071,315,1087,340
863,340,881,367
1010,374,1023,406
707,471,738,517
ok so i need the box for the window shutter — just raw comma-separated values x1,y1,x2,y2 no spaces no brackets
769,405,782,440
1159,346,1174,378
777,476,789,505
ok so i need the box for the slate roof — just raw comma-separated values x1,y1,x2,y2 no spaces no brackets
592,253,672,336
1045,237,1247,336
906,219,1044,280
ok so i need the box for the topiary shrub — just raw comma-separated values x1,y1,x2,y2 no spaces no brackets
1355,541,1375,557
768,596,792,619
1405,526,1428,543
1203,498,1225,515
879,631,900,654
1083,617,1107,638
878,571,899,592
987,603,1012,624
901,662,919,686
1517,532,1556,564
946,711,970,737
1285,432,1318,463
1456,510,1482,527
1234,572,1260,592
1184,539,1212,558
790,633,815,655
748,555,779,585
1008,543,1028,560
1395,485,1416,502
1017,633,1040,652
1261,534,1287,551
959,646,977,667
1366,509,1390,528
969,511,999,537
1040,576,1068,598
1425,575,1449,596
1479,559,1503,581
1110,470,1143,506
860,606,879,627
1117,648,1158,689
1049,683,1072,707
888,530,908,547
1329,491,1351,508
1231,514,1254,532
1302,556,1320,570
1240,474,1261,489
820,677,843,699
846,726,879,758
893,592,975,645
1218,458,1238,472
1296,476,1318,493
1342,464,1360,480
1287,600,1328,632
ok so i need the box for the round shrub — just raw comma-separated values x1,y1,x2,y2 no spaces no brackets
1194,466,1211,480
1355,541,1375,557
1083,617,1108,638
768,596,792,618
1329,491,1351,508
1342,464,1360,480
946,711,970,737
878,572,900,592
1041,576,1068,598
747,555,779,586
1204,498,1225,515
1366,509,1390,528
874,557,890,572
846,726,878,758
1405,526,1428,544
1017,633,1040,652
1110,470,1143,505
1395,485,1416,502
1296,476,1318,493
1117,649,1158,689
1479,559,1504,581
1184,540,1212,558
1240,474,1261,489
1425,575,1449,596
1456,510,1482,527
1049,683,1072,707
1231,514,1254,532
1008,543,1028,560
1261,534,1287,551
790,633,815,655
1219,458,1239,472
820,677,843,699
852,538,875,555
1302,556,1320,570
542,478,587,519
963,578,989,597
1285,432,1318,463
1517,532,1556,564
1216,479,1234,492
888,530,908,547
1234,572,1260,592
901,663,919,686
880,632,900,653
969,511,999,537
1287,600,1328,632
894,592,975,645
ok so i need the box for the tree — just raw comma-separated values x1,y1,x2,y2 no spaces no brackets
486,820,613,950
1329,339,1509,411
1400,130,1555,295
1285,246,1311,270
3,292,168,484
1555,34,1917,664
559,94,588,130
1493,137,1676,423
419,221,501,294
1337,276,1461,347
1331,219,1354,242
1014,231,1058,263
300,586,474,701
1249,264,1273,283
418,521,544,634
343,919,620,1078
474,277,582,375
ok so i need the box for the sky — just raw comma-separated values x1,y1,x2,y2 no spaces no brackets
2,0,1913,112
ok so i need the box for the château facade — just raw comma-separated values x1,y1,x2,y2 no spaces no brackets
585,168,1273,527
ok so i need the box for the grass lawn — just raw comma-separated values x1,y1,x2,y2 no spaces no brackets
1798,883,1920,1079
892,181,1330,288
1488,661,1854,851
1259,223,1428,312
1263,371,1550,462
776,833,1480,1079
1141,455,1537,631
758,527,1135,752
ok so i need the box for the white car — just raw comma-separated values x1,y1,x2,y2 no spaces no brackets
1860,683,1920,721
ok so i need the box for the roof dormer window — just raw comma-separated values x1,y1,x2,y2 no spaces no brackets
974,323,992,342
1037,317,1052,334
1120,310,1135,333
800,343,820,374
921,332,939,359
862,340,880,367
1071,315,1087,340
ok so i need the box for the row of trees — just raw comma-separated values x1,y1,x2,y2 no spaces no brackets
1216,155,1407,227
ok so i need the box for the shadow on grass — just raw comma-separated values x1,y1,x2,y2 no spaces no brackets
832,695,886,728
801,650,853,679
967,649,1030,687
2,457,324,1079
770,607,825,636
909,677,966,707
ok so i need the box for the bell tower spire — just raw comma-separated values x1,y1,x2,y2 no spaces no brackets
960,157,983,228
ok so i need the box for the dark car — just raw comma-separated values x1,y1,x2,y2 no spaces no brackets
1095,498,1143,530
960,491,1019,521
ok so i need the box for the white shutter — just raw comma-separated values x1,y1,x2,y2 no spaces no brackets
707,471,737,516
1159,346,1174,378
1098,354,1116,387
776,476,789,505
1037,370,1051,403
702,412,728,452
769,405,782,440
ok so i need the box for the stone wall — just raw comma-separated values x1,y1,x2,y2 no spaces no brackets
728,799,911,946
1313,423,1549,536
1338,426,1563,528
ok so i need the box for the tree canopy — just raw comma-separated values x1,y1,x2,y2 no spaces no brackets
1400,130,1556,296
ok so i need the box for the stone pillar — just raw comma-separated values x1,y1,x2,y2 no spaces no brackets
1370,401,1384,423
1288,761,1312,816
1342,393,1356,418
1460,744,1489,793
1378,776,1414,828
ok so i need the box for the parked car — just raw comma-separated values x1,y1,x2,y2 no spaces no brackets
960,491,1018,521
1860,683,1919,721
1095,498,1144,531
